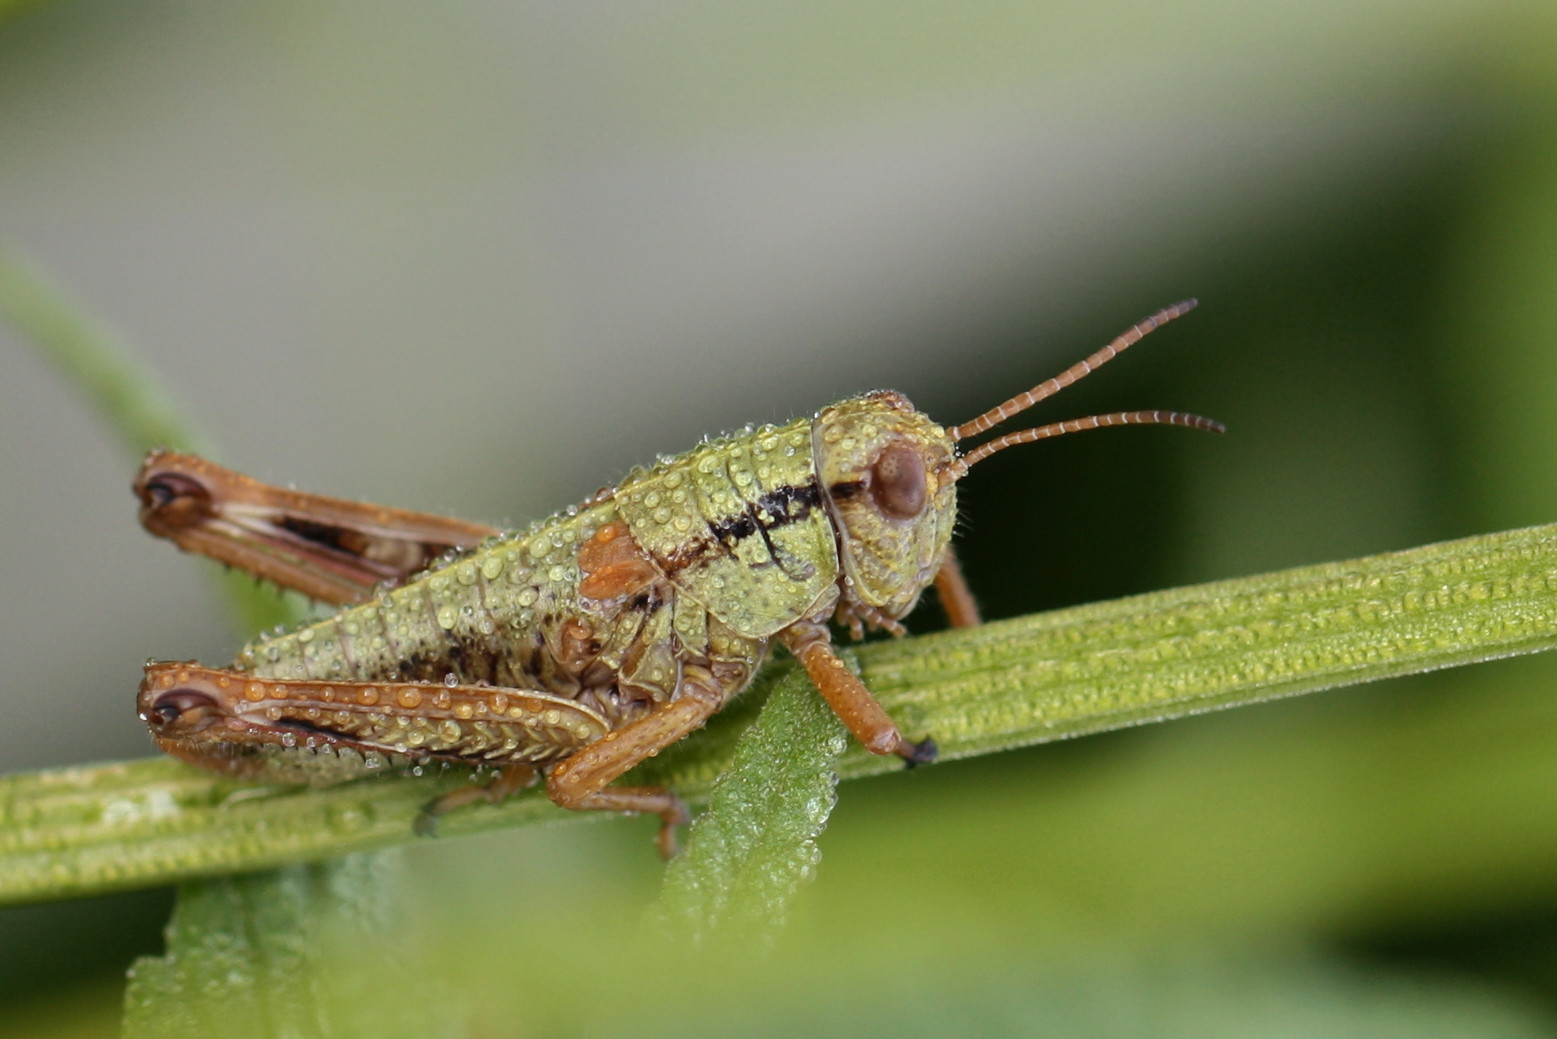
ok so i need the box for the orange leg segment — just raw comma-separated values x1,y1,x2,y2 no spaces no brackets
779,620,937,765
544,669,728,856
934,548,982,628
416,763,540,836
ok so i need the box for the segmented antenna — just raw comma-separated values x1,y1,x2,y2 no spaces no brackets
947,299,1200,443
944,300,1222,480
947,410,1224,479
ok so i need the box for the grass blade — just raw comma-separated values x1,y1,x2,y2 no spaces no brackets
4,520,1556,902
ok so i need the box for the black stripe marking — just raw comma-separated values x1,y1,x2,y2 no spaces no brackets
826,479,864,501
663,479,825,573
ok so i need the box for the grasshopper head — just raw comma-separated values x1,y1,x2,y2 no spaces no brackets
813,301,1224,632
813,390,959,624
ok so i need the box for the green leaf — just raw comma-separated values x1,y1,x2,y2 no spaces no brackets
645,664,848,950
123,850,461,1039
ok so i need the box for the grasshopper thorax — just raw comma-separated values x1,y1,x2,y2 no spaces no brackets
813,390,959,625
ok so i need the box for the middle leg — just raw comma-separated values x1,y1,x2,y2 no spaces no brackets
545,667,729,855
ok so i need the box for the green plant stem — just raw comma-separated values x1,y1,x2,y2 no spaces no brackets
4,519,1556,903
0,246,208,458
0,242,300,633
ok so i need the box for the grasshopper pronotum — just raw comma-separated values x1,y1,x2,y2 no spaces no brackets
137,301,1220,854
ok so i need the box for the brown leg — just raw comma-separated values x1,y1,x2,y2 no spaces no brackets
779,620,937,765
934,548,982,628
139,661,609,783
545,669,725,856
558,787,692,859
142,660,700,854
418,764,688,855
416,763,539,836
134,450,498,604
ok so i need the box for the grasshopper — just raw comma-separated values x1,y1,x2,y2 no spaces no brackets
136,301,1220,854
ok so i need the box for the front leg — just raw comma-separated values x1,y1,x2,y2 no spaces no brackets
933,547,982,628
779,620,937,765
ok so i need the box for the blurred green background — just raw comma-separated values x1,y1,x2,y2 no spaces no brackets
4,1,1557,1035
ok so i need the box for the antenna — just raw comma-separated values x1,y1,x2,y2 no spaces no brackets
944,300,1222,480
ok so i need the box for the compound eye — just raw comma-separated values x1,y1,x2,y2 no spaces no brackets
870,442,928,519
147,689,223,730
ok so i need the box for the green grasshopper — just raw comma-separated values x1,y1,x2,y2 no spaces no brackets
136,301,1220,854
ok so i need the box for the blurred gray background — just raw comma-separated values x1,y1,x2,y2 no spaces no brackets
5,1,1557,1035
